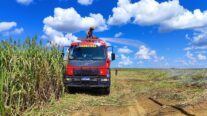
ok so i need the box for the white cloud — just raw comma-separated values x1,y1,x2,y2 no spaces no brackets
184,47,192,51
43,26,79,46
192,29,207,49
16,0,33,5
114,32,123,38
0,22,23,36
133,0,185,26
43,7,108,46
0,22,17,32
108,0,132,25
118,54,133,66
3,28,24,36
197,54,206,60
43,7,107,33
153,56,165,62
161,9,207,31
184,28,207,50
135,45,157,60
185,50,207,62
184,50,206,65
118,46,132,54
108,0,185,26
108,0,207,31
13,28,24,34
77,0,93,5
186,51,195,60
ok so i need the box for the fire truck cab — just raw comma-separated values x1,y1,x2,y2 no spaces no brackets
63,37,115,94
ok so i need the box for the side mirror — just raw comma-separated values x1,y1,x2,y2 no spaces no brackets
61,52,65,58
111,53,115,61
62,45,70,60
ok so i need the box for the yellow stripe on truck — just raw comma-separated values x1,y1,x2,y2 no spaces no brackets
79,44,96,48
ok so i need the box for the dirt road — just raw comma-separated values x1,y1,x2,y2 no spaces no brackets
71,94,207,116
31,69,207,116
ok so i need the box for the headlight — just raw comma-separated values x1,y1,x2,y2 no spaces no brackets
66,78,72,81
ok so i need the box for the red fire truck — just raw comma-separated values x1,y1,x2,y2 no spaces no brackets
63,28,115,94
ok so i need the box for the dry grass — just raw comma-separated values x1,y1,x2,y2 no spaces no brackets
29,69,207,115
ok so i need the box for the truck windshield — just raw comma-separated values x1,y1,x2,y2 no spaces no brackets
69,46,106,60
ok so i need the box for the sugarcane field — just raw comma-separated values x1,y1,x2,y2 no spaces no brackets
1,0,207,116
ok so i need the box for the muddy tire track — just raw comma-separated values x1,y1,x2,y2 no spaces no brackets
128,99,146,116
149,97,195,116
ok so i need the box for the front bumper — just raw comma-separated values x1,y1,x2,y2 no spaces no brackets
64,76,111,88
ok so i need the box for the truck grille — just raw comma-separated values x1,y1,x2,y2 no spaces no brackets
74,69,99,76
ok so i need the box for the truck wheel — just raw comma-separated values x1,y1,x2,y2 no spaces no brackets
102,87,110,95
67,87,76,94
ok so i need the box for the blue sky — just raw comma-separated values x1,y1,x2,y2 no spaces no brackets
1,0,207,68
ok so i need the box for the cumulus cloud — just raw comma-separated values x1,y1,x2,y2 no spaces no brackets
197,54,206,60
43,26,79,46
183,28,207,50
161,9,207,31
118,54,133,66
3,28,24,36
135,45,157,60
108,0,132,25
181,50,207,67
16,0,33,5
108,0,185,26
186,51,195,60
191,29,207,49
13,28,24,34
108,0,207,31
43,7,107,33
43,7,108,46
185,50,206,62
184,47,192,51
133,0,185,26
77,0,93,5
0,22,17,32
118,46,132,54
114,32,123,38
0,21,24,36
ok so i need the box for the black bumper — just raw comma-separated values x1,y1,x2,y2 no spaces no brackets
64,76,111,88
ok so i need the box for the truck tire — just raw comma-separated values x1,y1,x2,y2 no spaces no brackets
67,87,76,94
102,87,110,95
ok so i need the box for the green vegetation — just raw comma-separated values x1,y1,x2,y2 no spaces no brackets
0,37,64,115
0,38,207,115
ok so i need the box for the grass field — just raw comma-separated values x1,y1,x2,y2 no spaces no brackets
26,68,207,116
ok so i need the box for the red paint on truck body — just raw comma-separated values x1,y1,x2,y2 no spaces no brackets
66,37,110,76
